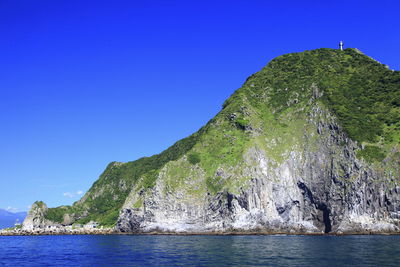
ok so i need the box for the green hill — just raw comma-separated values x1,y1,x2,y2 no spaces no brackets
34,48,400,230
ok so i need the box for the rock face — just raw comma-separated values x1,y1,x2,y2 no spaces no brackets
24,48,400,234
116,103,400,234
22,201,57,231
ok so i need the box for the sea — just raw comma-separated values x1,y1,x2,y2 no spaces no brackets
0,235,399,266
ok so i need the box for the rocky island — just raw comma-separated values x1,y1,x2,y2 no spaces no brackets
3,48,399,235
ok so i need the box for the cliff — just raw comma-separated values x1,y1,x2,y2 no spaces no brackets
23,48,400,234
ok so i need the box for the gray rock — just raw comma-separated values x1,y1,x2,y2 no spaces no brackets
116,104,400,234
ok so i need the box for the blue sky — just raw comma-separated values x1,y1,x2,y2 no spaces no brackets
1,0,399,212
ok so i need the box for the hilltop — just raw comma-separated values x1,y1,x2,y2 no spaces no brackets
22,48,400,234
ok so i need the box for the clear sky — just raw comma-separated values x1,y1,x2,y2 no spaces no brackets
1,0,399,212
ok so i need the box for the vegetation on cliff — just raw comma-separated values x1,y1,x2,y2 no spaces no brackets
39,48,399,226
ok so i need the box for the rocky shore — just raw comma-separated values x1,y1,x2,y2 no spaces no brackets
1,223,399,236
0,227,115,236
1,229,398,236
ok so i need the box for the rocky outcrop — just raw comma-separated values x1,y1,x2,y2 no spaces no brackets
0,226,115,236
22,201,58,231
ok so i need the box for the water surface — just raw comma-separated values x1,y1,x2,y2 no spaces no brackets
0,235,399,266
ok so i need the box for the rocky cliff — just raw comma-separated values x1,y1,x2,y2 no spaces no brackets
22,201,53,231
23,48,400,234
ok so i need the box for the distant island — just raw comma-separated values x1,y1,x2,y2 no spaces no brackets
0,209,26,230
2,48,400,236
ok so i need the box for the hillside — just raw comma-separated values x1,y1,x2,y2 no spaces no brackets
23,48,400,234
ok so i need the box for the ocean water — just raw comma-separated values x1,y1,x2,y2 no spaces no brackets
0,235,399,266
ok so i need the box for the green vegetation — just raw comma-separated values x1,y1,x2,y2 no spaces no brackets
34,201,46,209
206,176,224,194
4,225,22,231
235,118,250,130
242,48,399,162
44,207,71,223
196,120,249,193
133,199,143,209
244,48,400,145
188,152,201,164
45,127,205,226
40,48,399,226
98,209,120,227
357,145,386,163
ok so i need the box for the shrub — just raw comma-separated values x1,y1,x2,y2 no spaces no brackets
45,207,70,223
188,153,201,165
235,118,250,130
357,145,386,163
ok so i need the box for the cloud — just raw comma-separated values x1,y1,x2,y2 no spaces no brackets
63,190,84,198
63,192,75,198
6,206,18,212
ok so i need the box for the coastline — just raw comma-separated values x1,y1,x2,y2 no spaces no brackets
1,228,399,236
0,228,115,236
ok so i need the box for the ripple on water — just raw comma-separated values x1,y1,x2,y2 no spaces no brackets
0,235,399,266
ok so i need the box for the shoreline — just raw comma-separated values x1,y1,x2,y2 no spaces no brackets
1,229,399,237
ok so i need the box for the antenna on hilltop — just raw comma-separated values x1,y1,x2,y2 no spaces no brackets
339,41,344,51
